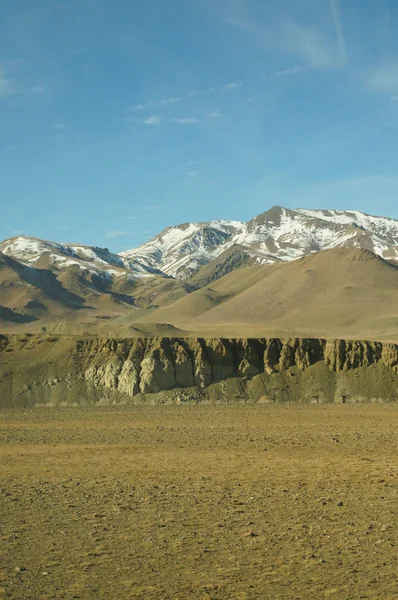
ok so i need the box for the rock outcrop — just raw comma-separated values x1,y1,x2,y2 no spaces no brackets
1,334,398,406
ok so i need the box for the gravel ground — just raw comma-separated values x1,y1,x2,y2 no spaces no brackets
0,404,397,599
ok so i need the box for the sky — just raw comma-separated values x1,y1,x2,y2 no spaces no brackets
1,0,398,251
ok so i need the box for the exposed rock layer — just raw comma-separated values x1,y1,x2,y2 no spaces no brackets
1,334,398,407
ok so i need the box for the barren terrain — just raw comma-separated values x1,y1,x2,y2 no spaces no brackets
0,405,397,599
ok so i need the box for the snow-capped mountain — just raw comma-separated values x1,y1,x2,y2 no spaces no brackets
2,206,398,284
0,236,163,279
121,206,398,279
120,220,242,279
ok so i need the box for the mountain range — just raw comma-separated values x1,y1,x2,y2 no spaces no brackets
1,205,398,340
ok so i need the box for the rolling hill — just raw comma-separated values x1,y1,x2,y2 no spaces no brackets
1,206,398,340
138,248,398,341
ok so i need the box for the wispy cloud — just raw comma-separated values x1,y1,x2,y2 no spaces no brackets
390,96,398,102
273,65,305,78
0,68,16,98
281,21,337,69
170,117,201,124
105,230,131,239
329,0,347,64
219,81,242,92
368,61,398,93
143,115,163,126
132,96,180,111
29,84,51,94
204,109,223,118
188,160,206,166
188,87,216,97
0,63,51,99
188,82,242,96
213,2,341,71
131,79,242,119
158,96,180,106
141,114,213,127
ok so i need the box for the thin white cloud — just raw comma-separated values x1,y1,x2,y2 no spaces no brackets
143,115,163,126
170,117,201,124
368,61,398,93
0,69,15,98
144,205,162,211
390,96,398,102
133,97,180,111
188,87,216,96
132,80,241,118
213,4,338,70
204,109,223,119
188,82,241,96
245,95,266,104
29,84,51,94
105,230,131,239
141,116,204,126
126,216,138,221
281,21,337,69
0,64,51,99
273,65,305,78
188,160,206,166
219,81,242,92
330,0,347,64
158,96,180,106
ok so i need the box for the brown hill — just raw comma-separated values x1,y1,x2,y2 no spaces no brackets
0,250,194,334
186,245,255,288
3,247,398,341
140,248,398,341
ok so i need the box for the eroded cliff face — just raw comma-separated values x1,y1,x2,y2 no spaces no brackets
1,334,398,407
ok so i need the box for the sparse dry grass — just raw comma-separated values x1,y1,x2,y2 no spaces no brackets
0,405,397,599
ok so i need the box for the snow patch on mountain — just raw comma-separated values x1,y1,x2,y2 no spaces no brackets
0,236,162,279
120,220,243,278
2,207,398,283
120,206,398,279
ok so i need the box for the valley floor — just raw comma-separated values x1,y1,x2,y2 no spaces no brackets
0,405,397,599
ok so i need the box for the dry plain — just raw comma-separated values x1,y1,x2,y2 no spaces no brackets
0,404,397,600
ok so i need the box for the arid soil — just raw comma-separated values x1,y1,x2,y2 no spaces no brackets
0,405,397,599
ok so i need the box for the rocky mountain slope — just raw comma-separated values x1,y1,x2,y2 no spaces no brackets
0,235,163,278
2,333,398,407
0,248,193,328
1,206,398,337
122,206,398,279
3,206,398,285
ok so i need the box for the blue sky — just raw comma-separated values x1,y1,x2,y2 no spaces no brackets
1,0,398,251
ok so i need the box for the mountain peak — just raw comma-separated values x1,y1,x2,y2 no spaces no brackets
120,206,398,279
1,207,398,284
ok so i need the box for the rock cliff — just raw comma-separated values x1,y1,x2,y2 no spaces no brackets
1,334,398,407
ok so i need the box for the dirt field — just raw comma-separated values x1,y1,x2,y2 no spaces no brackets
0,405,397,599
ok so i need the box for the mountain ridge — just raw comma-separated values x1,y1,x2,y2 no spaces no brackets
122,205,398,279
3,206,398,284
1,206,398,339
